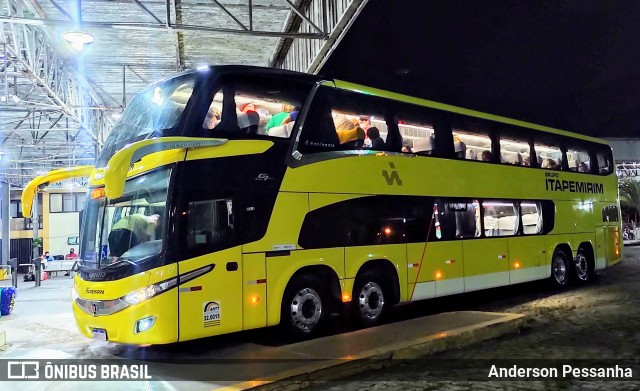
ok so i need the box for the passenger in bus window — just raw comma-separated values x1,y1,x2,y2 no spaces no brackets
578,162,588,173
481,150,491,162
359,116,372,132
522,156,530,166
204,108,221,129
401,140,413,153
108,214,160,258
367,127,385,150
542,158,557,169
266,104,297,132
336,117,365,147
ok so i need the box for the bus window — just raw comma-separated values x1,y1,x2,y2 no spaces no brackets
500,136,531,166
204,76,311,138
187,199,235,251
566,146,591,173
521,202,543,235
602,205,619,222
430,200,456,240
397,121,435,155
297,87,396,154
451,200,480,238
432,199,479,239
482,200,517,237
452,130,492,161
596,147,614,175
534,141,562,170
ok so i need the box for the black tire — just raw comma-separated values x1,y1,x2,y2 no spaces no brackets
352,270,389,328
574,246,594,283
550,249,571,288
280,274,326,338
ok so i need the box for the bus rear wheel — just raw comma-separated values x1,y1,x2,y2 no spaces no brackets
574,247,593,283
281,275,326,338
550,249,571,288
352,271,388,327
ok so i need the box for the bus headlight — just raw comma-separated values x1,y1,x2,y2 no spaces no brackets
122,277,178,306
71,286,79,301
134,316,156,334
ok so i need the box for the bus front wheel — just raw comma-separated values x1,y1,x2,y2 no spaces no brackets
550,249,571,288
281,274,326,337
352,270,388,327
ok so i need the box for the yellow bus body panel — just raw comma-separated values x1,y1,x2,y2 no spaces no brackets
242,192,309,253
507,236,547,284
242,253,268,330
407,241,464,299
344,244,408,301
103,137,227,198
185,139,273,161
177,247,243,341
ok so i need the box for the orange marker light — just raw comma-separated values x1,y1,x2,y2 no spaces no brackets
435,271,443,279
514,262,521,269
90,188,105,199
249,295,260,305
384,227,392,235
342,293,352,302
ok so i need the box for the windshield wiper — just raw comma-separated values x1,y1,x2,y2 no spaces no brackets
103,258,136,269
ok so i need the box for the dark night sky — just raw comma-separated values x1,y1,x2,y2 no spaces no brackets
321,0,640,138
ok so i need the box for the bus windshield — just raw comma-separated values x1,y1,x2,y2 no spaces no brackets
80,168,171,270
96,74,197,167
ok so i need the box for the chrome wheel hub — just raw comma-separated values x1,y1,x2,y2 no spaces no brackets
358,282,385,320
553,255,567,284
289,288,322,331
575,253,589,280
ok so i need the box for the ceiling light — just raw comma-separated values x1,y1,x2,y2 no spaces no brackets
63,31,95,51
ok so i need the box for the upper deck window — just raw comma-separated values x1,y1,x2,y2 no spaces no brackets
296,87,401,155
500,136,531,166
201,75,312,139
566,146,592,173
534,139,563,170
596,146,614,175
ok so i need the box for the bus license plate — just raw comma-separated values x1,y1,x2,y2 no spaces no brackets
92,328,107,341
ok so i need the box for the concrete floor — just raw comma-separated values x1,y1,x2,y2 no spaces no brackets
0,272,523,390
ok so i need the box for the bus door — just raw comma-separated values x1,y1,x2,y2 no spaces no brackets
597,205,621,268
508,202,547,284
594,226,607,269
463,200,512,291
177,198,244,341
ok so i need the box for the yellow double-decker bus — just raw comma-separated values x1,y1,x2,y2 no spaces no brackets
23,66,622,344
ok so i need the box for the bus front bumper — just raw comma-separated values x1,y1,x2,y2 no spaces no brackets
72,292,178,345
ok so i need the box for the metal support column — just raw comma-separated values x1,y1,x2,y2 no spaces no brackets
31,190,40,286
0,181,9,266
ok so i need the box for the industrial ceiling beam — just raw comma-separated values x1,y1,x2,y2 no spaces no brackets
0,0,112,187
0,15,328,39
270,0,367,73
